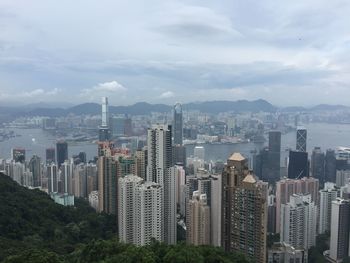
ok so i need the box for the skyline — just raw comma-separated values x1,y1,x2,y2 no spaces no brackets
0,1,350,106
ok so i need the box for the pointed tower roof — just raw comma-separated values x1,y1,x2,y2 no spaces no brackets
228,152,245,162
243,173,257,184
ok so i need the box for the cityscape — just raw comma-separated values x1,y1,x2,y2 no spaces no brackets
1,1,350,263
2,97,350,262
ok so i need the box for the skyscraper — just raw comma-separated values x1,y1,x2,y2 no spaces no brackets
329,199,350,262
118,175,143,244
275,177,319,234
99,97,111,141
318,183,338,234
221,153,268,263
56,141,68,168
296,127,307,152
311,147,325,186
46,148,55,164
186,191,211,245
12,148,25,163
288,150,309,179
325,149,336,183
135,181,163,245
98,154,117,214
47,163,58,193
146,124,176,244
28,155,42,187
173,103,183,145
267,131,281,184
280,194,317,250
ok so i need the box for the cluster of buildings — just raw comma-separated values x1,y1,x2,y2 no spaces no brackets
4,96,350,263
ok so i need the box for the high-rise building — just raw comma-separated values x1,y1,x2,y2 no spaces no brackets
296,127,307,152
267,131,281,184
210,173,222,247
336,170,350,187
186,191,211,245
56,141,68,168
146,124,176,244
173,103,183,145
47,163,58,193
325,149,336,183
221,153,268,263
275,177,319,234
267,195,277,234
173,145,186,167
311,147,325,186
118,175,144,244
280,194,317,250
12,148,25,163
329,199,350,262
194,146,205,160
318,183,338,234
288,150,309,179
60,159,73,194
46,148,55,164
268,242,307,263
28,155,42,187
135,149,146,180
99,97,111,141
98,155,117,214
135,181,163,245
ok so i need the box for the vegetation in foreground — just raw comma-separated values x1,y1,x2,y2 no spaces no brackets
0,173,248,263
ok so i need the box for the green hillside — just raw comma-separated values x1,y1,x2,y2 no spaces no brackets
0,173,249,263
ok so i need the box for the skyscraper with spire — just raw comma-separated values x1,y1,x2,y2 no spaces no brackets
173,103,183,145
99,97,111,141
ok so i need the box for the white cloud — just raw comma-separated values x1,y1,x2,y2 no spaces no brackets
93,81,127,92
159,91,175,99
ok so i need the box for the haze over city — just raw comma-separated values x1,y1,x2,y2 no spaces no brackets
1,0,350,106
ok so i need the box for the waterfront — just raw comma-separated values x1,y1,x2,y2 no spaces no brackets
0,123,350,164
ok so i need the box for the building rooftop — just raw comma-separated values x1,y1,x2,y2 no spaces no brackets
228,152,245,161
243,173,257,184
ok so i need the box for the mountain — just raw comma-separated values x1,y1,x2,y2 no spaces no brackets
1,100,350,118
0,173,248,263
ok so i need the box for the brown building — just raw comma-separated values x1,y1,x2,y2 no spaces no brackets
221,153,268,263
187,191,211,245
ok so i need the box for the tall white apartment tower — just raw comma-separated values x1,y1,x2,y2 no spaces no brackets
135,181,163,245
280,194,317,250
118,175,143,244
318,183,338,234
146,124,176,244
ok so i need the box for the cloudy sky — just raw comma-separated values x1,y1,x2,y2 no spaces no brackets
0,0,349,106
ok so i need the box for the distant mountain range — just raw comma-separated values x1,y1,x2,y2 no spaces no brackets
0,100,349,117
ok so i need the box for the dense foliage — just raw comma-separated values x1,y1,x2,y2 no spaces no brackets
0,173,248,263
0,173,116,261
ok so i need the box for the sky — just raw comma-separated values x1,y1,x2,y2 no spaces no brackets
0,0,350,107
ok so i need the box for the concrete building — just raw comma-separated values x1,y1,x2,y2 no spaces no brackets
56,141,68,168
280,194,317,250
194,146,205,160
118,175,144,244
28,155,42,187
268,242,307,263
187,191,211,245
318,183,338,234
135,181,163,246
329,199,350,262
173,102,183,145
88,190,99,211
47,163,58,193
210,173,222,247
336,170,350,187
146,124,176,244
275,177,319,234
99,97,111,141
311,147,325,186
221,153,268,263
296,127,307,152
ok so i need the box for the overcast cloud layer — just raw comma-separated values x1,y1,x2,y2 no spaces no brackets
0,0,349,106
